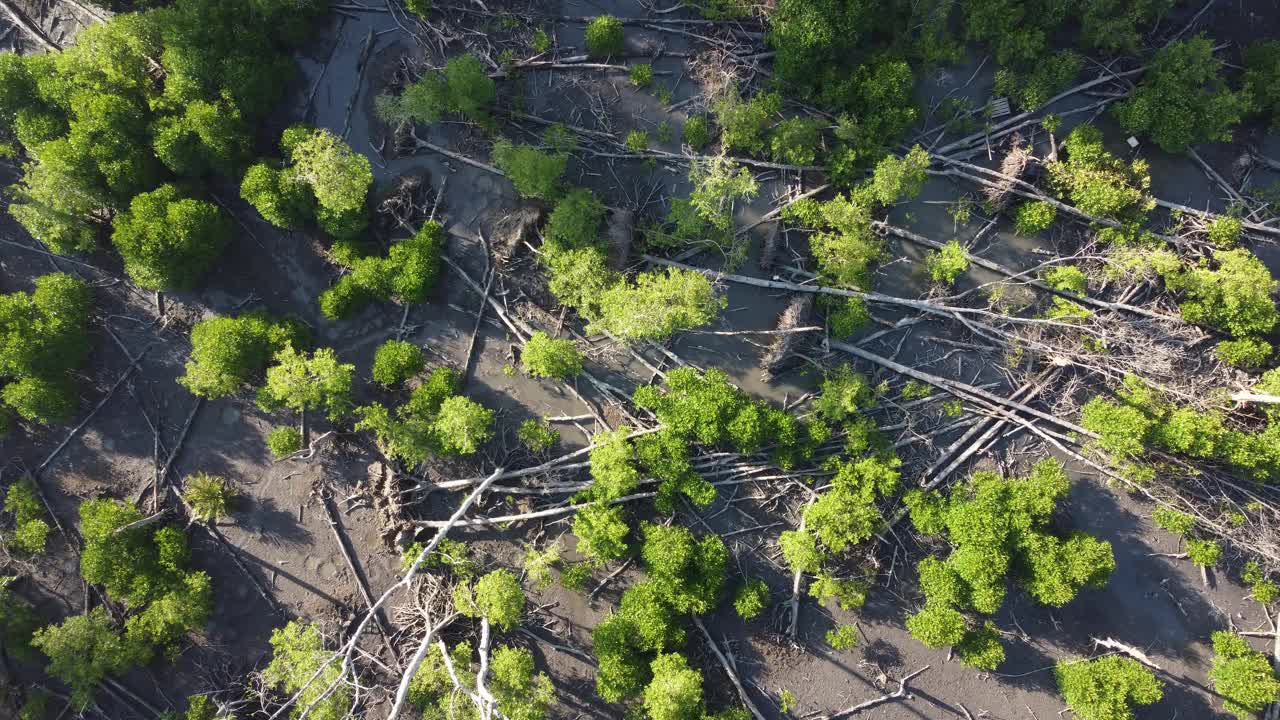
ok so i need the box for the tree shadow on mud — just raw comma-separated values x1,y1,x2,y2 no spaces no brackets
234,494,314,547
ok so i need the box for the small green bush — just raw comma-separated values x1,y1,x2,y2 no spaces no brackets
1187,538,1221,568
0,578,41,665
111,184,231,290
492,138,568,200
371,340,424,387
543,188,606,253
518,418,559,453
182,473,232,523
585,16,625,58
625,129,650,153
769,117,821,166
1207,215,1242,247
320,221,445,319
1114,37,1250,153
30,608,141,709
1015,201,1057,235
683,116,711,149
733,578,770,620
404,0,431,18
1055,656,1163,720
826,624,858,651
432,395,495,456
1243,561,1279,604
1152,507,1195,535
263,621,350,720
179,313,300,400
572,502,631,564
257,347,354,421
3,477,49,555
522,331,583,379
589,268,724,341
713,90,781,156
629,64,653,88
240,162,315,230
926,240,969,285
266,426,304,458
1210,631,1280,718
456,569,526,631
522,540,562,589
376,53,495,125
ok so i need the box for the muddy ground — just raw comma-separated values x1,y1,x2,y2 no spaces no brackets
3,0,1280,718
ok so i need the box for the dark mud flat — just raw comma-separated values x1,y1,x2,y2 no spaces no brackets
3,1,1280,719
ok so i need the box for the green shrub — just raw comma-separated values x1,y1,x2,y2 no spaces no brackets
266,426,304,458
240,162,314,230
734,578,770,619
1243,561,1279,604
404,0,431,18
1216,338,1273,369
590,268,724,341
630,64,654,88
517,418,559,453
826,624,858,651
376,53,495,125
1152,507,1195,535
1015,200,1057,235
179,313,300,400
713,90,781,155
1046,125,1152,222
905,460,1113,660
1187,538,1221,568
1114,37,1250,153
957,621,1005,670
456,569,526,631
522,331,583,379
432,395,495,455
683,116,711,148
262,621,350,720
3,477,48,555
0,578,40,665
625,129,650,153
522,540,562,589
1207,215,1242,247
1210,631,1280,718
644,653,704,720
356,368,494,464
30,608,141,709
256,346,354,421
284,125,373,217
320,221,445,319
111,184,231,290
1164,248,1278,342
1055,656,1163,720
182,473,232,523
926,240,969,285
409,641,553,720
0,273,91,427
769,117,821,165
1244,40,1280,128
585,16,624,58
827,296,870,338
543,188,606,253
572,502,631,564
492,138,568,200
371,340,424,387
994,51,1082,111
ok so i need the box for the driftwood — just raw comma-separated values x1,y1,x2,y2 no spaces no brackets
605,208,635,271
266,468,506,720
758,221,782,271
761,294,813,383
1091,637,1163,670
818,666,930,720
320,491,402,669
37,344,154,476
692,616,766,720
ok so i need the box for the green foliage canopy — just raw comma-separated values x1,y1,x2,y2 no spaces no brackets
0,273,92,427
